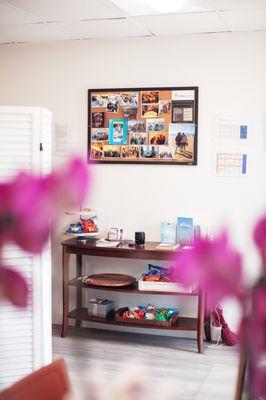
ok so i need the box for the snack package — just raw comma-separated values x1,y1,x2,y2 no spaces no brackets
145,313,156,320
144,264,176,283
80,215,98,233
66,223,83,234
146,264,165,276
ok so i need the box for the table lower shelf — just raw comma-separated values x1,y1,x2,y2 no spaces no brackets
68,308,198,331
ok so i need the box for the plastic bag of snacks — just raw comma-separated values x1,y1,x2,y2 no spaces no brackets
80,214,98,233
144,264,175,282
65,223,83,234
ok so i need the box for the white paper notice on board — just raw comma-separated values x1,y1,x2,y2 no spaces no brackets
215,150,248,177
54,123,71,156
214,117,248,144
172,90,195,101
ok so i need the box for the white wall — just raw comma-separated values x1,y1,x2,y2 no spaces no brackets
0,31,265,335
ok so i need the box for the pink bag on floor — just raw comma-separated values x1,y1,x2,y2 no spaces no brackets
212,304,239,346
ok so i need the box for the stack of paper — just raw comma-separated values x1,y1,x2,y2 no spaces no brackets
96,239,120,248
156,243,180,251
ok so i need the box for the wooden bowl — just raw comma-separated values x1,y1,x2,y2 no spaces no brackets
84,273,136,287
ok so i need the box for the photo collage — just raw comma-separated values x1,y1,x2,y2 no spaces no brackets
89,87,198,164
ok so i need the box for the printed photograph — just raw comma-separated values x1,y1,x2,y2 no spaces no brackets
141,104,159,118
120,92,138,107
123,106,138,120
127,120,145,133
141,91,159,104
91,128,109,141
169,123,195,161
140,145,158,159
92,112,105,128
130,132,148,145
159,100,171,114
158,146,174,159
103,145,121,158
149,132,167,145
106,94,120,113
109,119,128,145
121,146,140,159
172,100,194,123
91,142,103,160
146,118,165,132
91,94,108,108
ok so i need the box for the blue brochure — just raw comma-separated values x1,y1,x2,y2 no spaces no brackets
161,222,176,244
177,217,194,244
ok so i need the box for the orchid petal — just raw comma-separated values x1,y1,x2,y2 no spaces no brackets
0,266,28,308
174,232,244,309
253,215,266,269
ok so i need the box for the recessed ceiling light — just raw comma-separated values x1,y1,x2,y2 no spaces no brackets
146,0,186,14
110,0,211,16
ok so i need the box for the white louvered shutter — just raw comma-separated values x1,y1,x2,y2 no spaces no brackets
0,107,52,389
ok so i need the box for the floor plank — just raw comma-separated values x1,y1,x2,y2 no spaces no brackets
53,326,239,400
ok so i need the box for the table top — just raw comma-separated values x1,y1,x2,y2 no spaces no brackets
61,238,179,261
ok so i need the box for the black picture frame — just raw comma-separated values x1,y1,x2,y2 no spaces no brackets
88,86,199,165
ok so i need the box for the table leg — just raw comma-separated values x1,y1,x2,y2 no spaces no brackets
204,294,211,342
197,290,205,353
235,354,247,400
76,254,82,328
61,246,70,338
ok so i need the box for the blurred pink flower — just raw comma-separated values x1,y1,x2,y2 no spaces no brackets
253,215,266,269
0,157,89,307
0,157,89,253
0,265,28,307
174,232,244,308
45,157,90,211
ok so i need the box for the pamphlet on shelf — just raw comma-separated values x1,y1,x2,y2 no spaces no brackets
182,245,194,250
177,217,194,244
156,243,180,250
96,239,120,248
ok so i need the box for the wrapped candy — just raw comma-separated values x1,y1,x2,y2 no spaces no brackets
122,304,178,321
145,312,156,320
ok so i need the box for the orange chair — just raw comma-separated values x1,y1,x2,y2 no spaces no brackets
0,359,71,400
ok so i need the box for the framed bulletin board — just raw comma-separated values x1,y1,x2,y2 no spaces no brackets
88,86,198,165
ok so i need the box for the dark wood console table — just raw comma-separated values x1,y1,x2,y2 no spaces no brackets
61,238,206,353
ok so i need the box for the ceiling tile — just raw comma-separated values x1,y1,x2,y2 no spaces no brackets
221,9,266,31
57,18,150,38
211,0,266,11
0,22,71,42
134,12,228,35
110,0,213,17
4,0,125,21
0,0,41,25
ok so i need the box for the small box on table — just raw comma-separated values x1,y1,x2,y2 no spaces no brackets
87,298,115,318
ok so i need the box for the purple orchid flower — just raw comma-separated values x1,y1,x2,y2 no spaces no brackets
0,157,89,307
253,215,266,271
174,232,244,309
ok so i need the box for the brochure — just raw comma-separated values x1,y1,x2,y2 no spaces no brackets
177,217,194,244
161,222,177,244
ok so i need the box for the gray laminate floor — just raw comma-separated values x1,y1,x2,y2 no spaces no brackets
53,326,239,400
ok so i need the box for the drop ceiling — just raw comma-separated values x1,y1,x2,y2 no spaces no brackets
0,0,266,44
